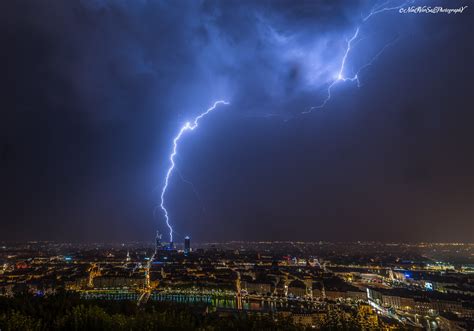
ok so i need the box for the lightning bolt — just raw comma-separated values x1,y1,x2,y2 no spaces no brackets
304,0,413,113
156,1,412,241
159,100,230,242
362,0,414,21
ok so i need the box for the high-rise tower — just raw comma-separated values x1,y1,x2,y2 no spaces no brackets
184,236,190,254
155,231,162,252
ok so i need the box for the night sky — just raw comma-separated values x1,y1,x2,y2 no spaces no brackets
1,0,473,243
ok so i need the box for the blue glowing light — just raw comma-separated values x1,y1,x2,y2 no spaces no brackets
304,0,413,113
156,1,413,241
159,100,230,242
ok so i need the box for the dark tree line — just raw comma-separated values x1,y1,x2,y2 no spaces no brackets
0,292,409,330
0,292,302,331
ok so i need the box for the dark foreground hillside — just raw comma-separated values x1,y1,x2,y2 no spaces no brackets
0,291,409,330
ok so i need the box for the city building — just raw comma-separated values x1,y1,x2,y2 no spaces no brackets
155,231,162,252
184,236,191,254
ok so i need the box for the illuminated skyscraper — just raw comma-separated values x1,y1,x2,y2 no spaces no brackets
155,231,162,252
184,236,190,254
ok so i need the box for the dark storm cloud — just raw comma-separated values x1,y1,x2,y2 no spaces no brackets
1,0,472,242
3,0,370,121
2,1,362,122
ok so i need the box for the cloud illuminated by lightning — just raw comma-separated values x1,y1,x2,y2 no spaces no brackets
304,0,414,113
159,100,229,242
156,1,413,241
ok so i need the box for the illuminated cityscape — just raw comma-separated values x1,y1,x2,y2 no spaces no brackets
1,0,472,330
1,241,474,329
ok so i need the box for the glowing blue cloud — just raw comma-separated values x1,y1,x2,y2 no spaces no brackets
303,0,414,113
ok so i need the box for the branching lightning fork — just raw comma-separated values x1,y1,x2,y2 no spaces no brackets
159,100,229,242
304,0,413,113
156,1,413,241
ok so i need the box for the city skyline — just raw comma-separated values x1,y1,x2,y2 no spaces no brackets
1,240,474,330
